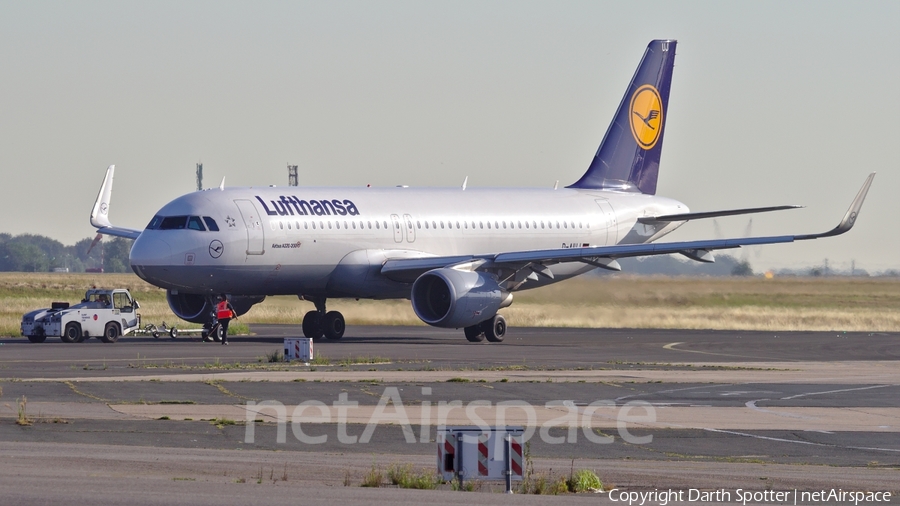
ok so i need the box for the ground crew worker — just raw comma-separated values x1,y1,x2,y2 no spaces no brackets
216,294,236,345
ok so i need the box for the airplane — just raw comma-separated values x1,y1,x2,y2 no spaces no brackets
89,39,874,344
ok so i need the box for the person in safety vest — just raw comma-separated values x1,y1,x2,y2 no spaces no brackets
216,294,236,345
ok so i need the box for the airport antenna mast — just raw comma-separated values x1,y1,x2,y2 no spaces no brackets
196,163,203,191
288,164,298,186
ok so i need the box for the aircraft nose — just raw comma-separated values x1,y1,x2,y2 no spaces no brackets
130,234,172,266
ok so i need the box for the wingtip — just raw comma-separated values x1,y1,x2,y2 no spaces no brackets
796,173,874,240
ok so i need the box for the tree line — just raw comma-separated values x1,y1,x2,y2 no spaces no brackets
0,233,133,273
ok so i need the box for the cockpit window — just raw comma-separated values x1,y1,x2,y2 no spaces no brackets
203,217,220,231
187,216,206,231
146,215,163,230
159,216,189,230
148,215,216,231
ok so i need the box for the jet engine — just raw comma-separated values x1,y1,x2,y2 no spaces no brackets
166,291,265,324
411,268,512,329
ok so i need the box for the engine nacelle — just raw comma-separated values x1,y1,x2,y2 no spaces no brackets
166,291,265,324
411,269,512,328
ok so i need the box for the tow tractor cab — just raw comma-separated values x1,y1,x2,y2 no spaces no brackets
21,288,140,343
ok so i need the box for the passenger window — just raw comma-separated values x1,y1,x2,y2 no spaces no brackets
425,222,429,229
305,222,309,229
525,221,529,229
328,222,332,229
432,221,436,229
440,221,444,229
375,221,380,229
479,222,483,229
352,222,356,229
487,222,491,229
279,221,284,230
417,221,421,229
383,221,388,229
502,221,507,229
495,221,499,229
312,222,317,230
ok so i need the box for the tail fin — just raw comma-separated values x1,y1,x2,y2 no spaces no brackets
569,39,677,195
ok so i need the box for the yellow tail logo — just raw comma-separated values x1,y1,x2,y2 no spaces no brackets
629,85,663,150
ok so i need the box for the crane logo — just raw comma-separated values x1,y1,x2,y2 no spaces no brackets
629,84,663,150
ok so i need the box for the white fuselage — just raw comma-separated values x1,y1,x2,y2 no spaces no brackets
129,185,688,298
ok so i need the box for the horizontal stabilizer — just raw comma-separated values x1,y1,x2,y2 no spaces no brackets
639,205,803,223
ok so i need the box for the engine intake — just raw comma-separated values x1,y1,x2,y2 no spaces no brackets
166,291,265,323
411,269,511,328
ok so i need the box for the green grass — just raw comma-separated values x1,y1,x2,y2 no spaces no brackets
360,463,384,488
386,463,441,490
568,469,603,493
4,272,900,335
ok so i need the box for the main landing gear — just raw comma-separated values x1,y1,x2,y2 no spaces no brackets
463,314,507,343
301,297,345,340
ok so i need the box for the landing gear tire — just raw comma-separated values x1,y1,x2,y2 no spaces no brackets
323,311,345,340
464,325,485,343
483,314,507,343
205,322,222,343
61,322,81,343
302,311,323,339
100,322,120,343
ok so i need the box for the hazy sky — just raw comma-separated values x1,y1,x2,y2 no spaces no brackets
1,1,897,272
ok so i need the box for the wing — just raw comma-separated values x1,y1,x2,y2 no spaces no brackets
382,173,874,283
90,165,142,240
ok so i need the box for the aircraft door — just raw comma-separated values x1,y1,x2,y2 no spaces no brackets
234,199,266,255
403,214,416,243
390,214,403,243
594,200,618,245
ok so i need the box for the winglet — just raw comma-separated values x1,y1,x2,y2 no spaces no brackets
90,165,115,229
796,172,875,240
89,165,143,240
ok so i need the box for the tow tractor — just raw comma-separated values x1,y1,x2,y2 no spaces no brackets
21,288,141,343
